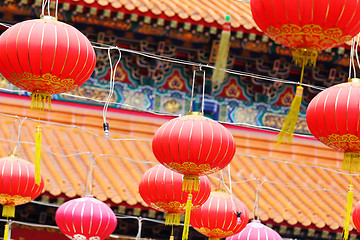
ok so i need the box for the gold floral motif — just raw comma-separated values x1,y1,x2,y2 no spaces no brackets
319,134,360,152
151,201,186,213
9,72,78,95
225,83,241,98
194,227,235,238
0,193,31,205
169,162,220,176
267,24,351,51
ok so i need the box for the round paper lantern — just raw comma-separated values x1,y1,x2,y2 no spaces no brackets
152,112,236,189
352,200,360,231
55,196,117,240
190,191,249,240
139,165,211,225
226,220,282,240
306,78,360,171
251,0,360,65
0,155,44,218
0,16,96,110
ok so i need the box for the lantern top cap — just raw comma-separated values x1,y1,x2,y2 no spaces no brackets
349,78,360,83
40,15,57,21
189,111,204,116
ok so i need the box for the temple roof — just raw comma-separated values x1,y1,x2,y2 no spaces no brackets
0,92,357,234
65,0,259,30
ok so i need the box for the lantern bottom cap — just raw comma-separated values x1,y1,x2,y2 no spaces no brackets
2,205,15,218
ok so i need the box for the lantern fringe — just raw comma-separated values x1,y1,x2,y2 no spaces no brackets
181,193,193,240
35,125,42,185
182,176,200,192
293,48,318,67
2,205,15,218
165,213,181,226
3,222,8,240
209,238,220,240
343,184,354,240
30,93,51,111
275,86,303,146
343,153,360,172
212,15,231,89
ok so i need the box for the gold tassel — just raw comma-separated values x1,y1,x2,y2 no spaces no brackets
2,205,15,218
182,176,199,192
165,213,181,226
35,125,42,185
169,236,174,240
343,184,354,240
209,238,220,240
3,222,8,240
275,85,303,145
181,193,193,240
212,15,231,88
30,93,51,111
292,48,318,67
343,152,360,172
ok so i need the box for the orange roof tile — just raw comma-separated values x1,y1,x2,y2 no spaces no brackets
69,0,259,31
0,93,357,233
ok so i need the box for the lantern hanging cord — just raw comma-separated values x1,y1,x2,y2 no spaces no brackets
189,68,197,112
102,47,122,138
201,66,206,114
85,153,96,196
12,117,26,156
135,217,142,240
41,0,51,17
355,35,360,78
252,178,265,221
349,38,357,80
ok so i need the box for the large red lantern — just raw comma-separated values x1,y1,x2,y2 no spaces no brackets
0,155,44,240
251,0,360,144
152,112,235,188
251,0,360,64
225,220,282,240
0,17,96,109
190,191,249,240
55,196,117,240
139,165,211,226
306,78,360,239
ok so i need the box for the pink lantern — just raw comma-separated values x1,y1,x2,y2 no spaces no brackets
226,220,282,240
55,196,117,240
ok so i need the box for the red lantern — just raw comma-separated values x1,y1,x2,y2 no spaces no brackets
152,112,236,188
139,165,211,226
225,220,282,240
306,78,360,239
251,0,360,144
0,155,44,240
0,17,96,110
55,196,117,240
251,0,360,64
352,200,360,232
190,191,249,240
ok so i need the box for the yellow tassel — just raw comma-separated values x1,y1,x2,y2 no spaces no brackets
275,85,303,146
181,193,193,240
165,213,181,226
169,236,174,240
30,93,51,111
2,205,15,218
35,125,42,185
182,176,199,192
212,15,231,88
343,184,354,240
3,222,8,240
292,48,318,67
343,152,360,172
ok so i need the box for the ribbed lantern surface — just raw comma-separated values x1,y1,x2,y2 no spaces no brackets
190,191,249,240
139,165,211,225
226,220,282,240
55,196,117,240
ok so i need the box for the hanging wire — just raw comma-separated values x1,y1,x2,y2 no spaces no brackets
189,68,197,112
84,153,96,196
12,117,26,156
55,0,59,19
201,66,206,114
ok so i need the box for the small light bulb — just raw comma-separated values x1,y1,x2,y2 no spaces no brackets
103,123,110,139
